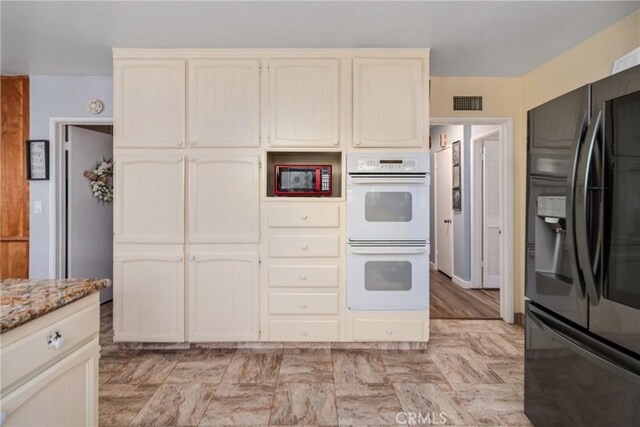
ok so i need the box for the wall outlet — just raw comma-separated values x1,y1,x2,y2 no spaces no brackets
33,201,43,214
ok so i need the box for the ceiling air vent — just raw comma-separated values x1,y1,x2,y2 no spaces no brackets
453,96,483,111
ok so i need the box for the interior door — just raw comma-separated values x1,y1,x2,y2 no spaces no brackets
67,126,113,303
435,148,453,276
482,138,501,288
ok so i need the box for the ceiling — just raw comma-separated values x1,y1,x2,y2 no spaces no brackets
1,1,638,77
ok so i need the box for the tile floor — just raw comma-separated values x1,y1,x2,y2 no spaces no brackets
99,303,531,426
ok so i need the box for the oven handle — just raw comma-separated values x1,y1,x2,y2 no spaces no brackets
348,176,428,185
349,246,427,255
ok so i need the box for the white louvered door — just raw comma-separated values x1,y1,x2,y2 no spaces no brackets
482,138,501,288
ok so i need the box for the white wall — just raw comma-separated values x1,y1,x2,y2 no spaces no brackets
29,75,113,278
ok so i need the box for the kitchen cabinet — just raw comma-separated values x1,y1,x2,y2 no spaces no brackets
187,60,261,148
353,58,426,148
114,248,185,342
188,250,259,341
268,59,341,147
114,59,185,148
114,152,185,244
188,153,260,243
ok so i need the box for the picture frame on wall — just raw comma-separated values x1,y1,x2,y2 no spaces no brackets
452,187,462,211
452,165,461,188
26,139,50,180
452,140,461,165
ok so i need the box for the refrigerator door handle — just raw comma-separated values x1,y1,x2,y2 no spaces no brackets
529,305,640,383
575,109,602,303
567,110,590,298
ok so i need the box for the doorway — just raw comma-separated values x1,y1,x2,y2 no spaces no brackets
430,118,514,323
50,119,114,303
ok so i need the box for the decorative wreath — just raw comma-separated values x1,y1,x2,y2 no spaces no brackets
83,157,113,203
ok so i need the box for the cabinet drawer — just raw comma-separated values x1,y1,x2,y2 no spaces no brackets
352,319,425,341
269,235,340,258
268,205,340,228
269,320,339,341
1,303,99,392
269,293,339,315
268,265,339,288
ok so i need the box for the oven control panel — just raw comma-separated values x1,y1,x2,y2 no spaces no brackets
347,153,429,174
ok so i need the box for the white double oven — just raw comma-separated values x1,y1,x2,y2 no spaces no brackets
347,153,430,310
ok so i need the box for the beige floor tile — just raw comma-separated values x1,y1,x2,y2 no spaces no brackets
452,383,533,426
431,319,498,334
334,383,403,426
484,356,524,387
166,349,235,384
270,382,338,425
129,383,215,426
99,383,158,426
426,332,477,354
430,351,503,385
332,350,390,387
107,350,185,385
221,349,282,386
464,332,521,357
393,382,477,426
380,350,447,383
199,384,274,426
278,349,334,383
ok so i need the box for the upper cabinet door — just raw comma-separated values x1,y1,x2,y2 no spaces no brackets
114,152,185,243
353,58,425,148
188,153,259,243
269,59,341,147
114,60,185,148
187,60,261,148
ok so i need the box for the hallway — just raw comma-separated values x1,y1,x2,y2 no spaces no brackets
430,269,500,319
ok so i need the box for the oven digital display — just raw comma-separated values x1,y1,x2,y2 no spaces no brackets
379,160,403,164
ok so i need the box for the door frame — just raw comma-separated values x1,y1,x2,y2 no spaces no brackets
431,117,514,323
433,145,454,278
48,117,113,279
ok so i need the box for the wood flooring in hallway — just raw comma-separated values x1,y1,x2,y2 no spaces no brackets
430,269,501,319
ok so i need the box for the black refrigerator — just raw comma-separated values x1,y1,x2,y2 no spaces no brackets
525,65,640,426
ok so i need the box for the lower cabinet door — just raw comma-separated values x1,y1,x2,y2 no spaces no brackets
188,251,259,341
0,338,99,427
114,248,185,342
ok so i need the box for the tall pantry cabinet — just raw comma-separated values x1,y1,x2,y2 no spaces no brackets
113,58,260,342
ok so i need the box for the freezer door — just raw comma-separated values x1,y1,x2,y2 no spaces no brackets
525,302,640,427
526,85,590,326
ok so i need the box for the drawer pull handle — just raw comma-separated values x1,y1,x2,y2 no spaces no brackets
299,274,308,281
300,330,308,336
300,214,308,220
385,328,393,336
48,330,65,350
299,303,308,309
300,244,308,251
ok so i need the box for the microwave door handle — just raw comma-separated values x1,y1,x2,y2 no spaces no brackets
350,247,427,255
575,109,602,303
567,110,589,298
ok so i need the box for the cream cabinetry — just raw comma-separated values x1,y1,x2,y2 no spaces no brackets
188,249,259,341
114,152,185,244
114,59,185,148
187,60,261,148
353,58,426,148
114,247,185,342
0,295,100,427
268,59,341,147
188,153,260,243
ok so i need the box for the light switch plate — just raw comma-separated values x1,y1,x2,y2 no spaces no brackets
34,201,43,214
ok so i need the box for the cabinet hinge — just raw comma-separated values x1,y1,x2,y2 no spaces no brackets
64,141,71,151
259,160,262,168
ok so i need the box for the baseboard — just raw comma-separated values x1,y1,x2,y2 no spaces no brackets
429,261,437,271
452,275,473,289
514,312,525,326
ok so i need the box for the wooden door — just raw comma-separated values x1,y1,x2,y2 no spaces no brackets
436,148,453,276
268,59,340,147
188,250,259,341
114,249,185,342
114,152,185,244
187,59,260,147
353,58,424,148
114,60,185,148
1,76,29,279
188,153,259,243
483,138,501,288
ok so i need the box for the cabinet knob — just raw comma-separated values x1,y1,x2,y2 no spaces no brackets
355,141,362,146
189,157,195,162
176,256,183,262
300,330,308,336
189,140,197,147
177,141,183,147
176,157,183,163
300,214,308,220
299,274,308,281
299,303,308,309
385,328,393,336
332,140,339,145
300,244,308,251
48,330,65,350
189,255,195,261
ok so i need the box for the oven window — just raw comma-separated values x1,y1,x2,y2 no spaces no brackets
364,261,412,291
364,192,412,222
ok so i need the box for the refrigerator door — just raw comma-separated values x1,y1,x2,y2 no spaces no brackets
526,85,590,326
590,65,640,354
525,302,640,427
